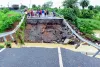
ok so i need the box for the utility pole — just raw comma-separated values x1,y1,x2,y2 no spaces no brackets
8,2,9,8
0,5,2,8
29,0,31,8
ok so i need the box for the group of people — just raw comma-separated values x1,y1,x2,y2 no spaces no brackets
24,9,56,17
36,10,49,17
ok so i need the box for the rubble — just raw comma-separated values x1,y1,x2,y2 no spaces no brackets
24,19,81,44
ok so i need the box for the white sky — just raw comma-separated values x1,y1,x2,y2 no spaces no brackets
0,0,100,8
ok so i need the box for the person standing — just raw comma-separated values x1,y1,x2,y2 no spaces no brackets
44,10,47,17
42,9,45,17
24,8,28,15
30,10,34,17
39,10,41,17
40,10,42,15
27,10,31,17
52,10,56,17
46,10,49,16
36,10,39,17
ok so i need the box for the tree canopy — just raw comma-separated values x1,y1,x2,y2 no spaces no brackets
95,6,100,11
32,4,38,10
80,0,89,9
88,5,94,10
63,0,78,8
20,5,27,9
42,1,53,9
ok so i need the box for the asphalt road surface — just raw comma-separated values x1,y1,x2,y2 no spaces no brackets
0,47,100,67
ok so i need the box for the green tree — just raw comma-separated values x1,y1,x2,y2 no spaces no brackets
59,8,78,27
95,6,100,11
37,5,41,10
81,10,94,18
80,0,89,9
63,0,78,8
42,1,53,9
20,5,27,9
32,4,38,10
88,5,94,10
73,6,81,17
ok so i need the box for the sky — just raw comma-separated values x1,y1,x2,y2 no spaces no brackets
0,0,100,8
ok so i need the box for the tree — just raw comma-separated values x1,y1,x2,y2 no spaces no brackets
81,10,94,18
80,0,89,9
32,4,37,10
20,5,27,9
95,6,100,11
42,1,53,9
37,5,41,10
63,0,78,8
32,4,36,8
88,5,94,10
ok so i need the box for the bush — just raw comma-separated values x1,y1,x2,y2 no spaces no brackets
93,9,99,14
76,18,100,41
5,41,11,48
92,12,100,21
80,10,94,19
58,8,77,22
77,18,100,34
73,7,81,17
0,10,21,33
0,45,4,48
88,5,94,10
95,6,100,11
1,8,10,14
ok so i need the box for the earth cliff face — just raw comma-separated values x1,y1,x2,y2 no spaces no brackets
25,19,79,44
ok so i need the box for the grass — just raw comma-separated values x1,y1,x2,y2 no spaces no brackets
77,18,100,31
77,18,100,34
0,44,4,48
93,12,100,21
0,10,21,33
76,18,100,41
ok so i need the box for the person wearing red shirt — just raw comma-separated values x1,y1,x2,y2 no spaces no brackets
30,10,34,17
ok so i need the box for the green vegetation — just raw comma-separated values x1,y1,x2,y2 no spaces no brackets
0,44,4,48
31,1,53,10
56,0,100,41
20,5,27,9
15,15,26,46
42,1,53,9
80,0,89,10
0,8,21,33
77,18,100,34
5,41,11,48
63,0,78,8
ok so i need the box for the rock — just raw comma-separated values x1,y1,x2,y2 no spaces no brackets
68,40,76,45
75,43,80,49
81,42,89,45
64,39,71,44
